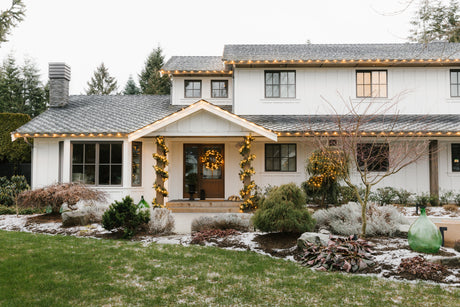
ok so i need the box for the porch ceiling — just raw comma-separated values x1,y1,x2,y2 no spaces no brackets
127,100,277,141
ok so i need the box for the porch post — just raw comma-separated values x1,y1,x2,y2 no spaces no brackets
62,139,71,183
429,140,439,198
123,140,132,188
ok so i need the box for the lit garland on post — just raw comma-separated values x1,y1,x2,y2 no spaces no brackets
239,135,256,212
152,136,169,208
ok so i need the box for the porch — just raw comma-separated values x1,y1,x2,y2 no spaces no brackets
166,200,241,213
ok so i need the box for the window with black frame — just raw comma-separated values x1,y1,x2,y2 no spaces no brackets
357,143,389,172
265,71,295,98
72,142,122,185
450,70,460,97
265,144,296,172
132,142,142,186
452,144,460,172
184,80,201,98
356,70,387,98
211,80,228,98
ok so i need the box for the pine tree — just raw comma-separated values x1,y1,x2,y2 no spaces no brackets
0,55,46,117
85,63,118,95
409,0,460,43
139,47,170,95
123,75,141,95
0,0,25,46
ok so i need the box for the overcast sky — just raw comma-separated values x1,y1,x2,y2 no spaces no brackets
0,0,423,94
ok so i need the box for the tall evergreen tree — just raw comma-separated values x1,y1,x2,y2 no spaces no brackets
85,63,118,95
409,0,460,43
0,55,46,117
123,75,141,95
0,0,25,46
139,47,170,95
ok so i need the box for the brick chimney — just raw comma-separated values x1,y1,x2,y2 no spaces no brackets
49,63,71,107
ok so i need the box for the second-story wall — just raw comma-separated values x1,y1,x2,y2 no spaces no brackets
233,66,460,115
171,76,233,105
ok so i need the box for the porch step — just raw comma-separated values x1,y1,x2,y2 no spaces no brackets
166,200,241,213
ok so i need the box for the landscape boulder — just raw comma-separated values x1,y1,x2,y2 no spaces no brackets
61,200,108,227
297,232,330,249
147,208,175,235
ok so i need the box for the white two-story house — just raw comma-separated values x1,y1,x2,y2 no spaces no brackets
13,43,460,208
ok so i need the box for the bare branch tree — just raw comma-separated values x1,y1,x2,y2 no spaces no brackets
307,96,431,237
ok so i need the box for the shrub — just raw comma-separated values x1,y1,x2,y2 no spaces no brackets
414,193,439,207
301,235,374,273
0,113,32,163
313,202,409,237
337,185,358,204
397,256,449,282
395,188,413,205
191,229,240,245
0,175,29,207
18,183,106,213
443,204,459,213
252,183,316,233
455,193,460,206
102,196,150,239
439,190,455,206
0,204,44,215
369,187,398,205
147,208,175,235
191,213,253,232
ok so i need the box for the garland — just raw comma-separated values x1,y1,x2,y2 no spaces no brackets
239,135,257,212
152,136,169,208
200,149,224,171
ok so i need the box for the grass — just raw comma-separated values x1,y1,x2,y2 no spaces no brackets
0,231,459,306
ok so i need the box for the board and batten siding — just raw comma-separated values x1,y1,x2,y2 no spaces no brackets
233,67,460,115
170,76,233,106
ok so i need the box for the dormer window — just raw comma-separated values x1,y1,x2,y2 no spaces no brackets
356,70,387,98
184,80,201,98
211,80,228,98
265,71,296,98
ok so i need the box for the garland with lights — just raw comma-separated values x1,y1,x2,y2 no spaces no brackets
200,149,224,171
239,135,257,212
152,136,169,208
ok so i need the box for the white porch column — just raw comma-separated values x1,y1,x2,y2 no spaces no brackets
123,140,132,188
62,139,71,183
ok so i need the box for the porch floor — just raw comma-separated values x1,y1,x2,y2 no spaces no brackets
166,200,241,213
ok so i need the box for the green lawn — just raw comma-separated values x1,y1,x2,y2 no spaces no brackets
0,230,459,306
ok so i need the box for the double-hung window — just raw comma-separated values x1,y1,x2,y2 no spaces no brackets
265,144,296,172
356,70,387,98
211,80,228,98
71,142,122,185
184,80,201,98
265,71,296,98
132,142,142,186
452,144,460,172
357,143,389,172
450,70,460,97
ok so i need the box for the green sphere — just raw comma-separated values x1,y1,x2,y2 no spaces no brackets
408,208,442,254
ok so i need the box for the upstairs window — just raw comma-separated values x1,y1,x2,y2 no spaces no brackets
184,80,201,98
265,144,296,172
452,144,460,172
265,71,296,98
357,143,389,172
211,80,228,98
356,70,387,98
450,70,460,97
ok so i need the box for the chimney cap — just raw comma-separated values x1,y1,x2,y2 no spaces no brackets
49,62,71,81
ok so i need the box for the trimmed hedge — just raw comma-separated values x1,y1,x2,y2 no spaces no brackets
0,113,31,163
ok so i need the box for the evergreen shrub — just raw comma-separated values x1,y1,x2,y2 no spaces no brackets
102,196,150,239
252,183,316,233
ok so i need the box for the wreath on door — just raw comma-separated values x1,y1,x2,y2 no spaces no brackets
200,149,224,171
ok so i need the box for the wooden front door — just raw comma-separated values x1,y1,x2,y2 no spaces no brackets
183,144,225,199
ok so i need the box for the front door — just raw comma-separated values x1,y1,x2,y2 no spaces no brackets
183,144,225,199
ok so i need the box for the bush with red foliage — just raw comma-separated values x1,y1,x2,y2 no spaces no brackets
18,183,106,213
396,256,450,282
191,229,240,245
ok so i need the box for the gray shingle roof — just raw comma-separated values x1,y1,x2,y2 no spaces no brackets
15,95,460,135
241,114,460,133
223,43,460,61
163,56,226,71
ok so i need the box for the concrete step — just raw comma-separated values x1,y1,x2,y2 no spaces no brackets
166,200,241,213
167,207,241,213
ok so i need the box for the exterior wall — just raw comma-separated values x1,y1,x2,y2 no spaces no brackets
32,138,61,188
233,66,460,115
171,76,233,106
438,139,460,192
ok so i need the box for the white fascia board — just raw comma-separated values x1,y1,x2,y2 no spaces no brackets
127,100,278,142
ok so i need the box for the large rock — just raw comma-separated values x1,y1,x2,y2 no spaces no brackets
297,232,330,249
61,200,108,227
147,208,175,235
